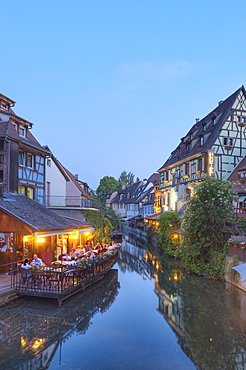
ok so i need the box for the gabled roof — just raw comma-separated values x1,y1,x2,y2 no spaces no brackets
110,173,159,205
59,163,93,200
111,188,127,203
0,193,94,233
0,93,16,106
158,86,245,171
0,120,50,155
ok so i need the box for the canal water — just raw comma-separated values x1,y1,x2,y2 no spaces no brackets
1,236,246,370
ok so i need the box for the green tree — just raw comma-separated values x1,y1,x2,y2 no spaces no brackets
156,212,181,256
96,176,118,205
105,207,120,229
180,176,237,277
118,171,135,187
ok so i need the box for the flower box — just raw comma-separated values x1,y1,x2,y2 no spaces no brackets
182,175,189,179
225,145,233,150
195,170,201,175
238,122,246,127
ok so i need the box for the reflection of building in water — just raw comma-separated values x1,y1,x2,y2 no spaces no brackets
155,282,183,333
0,269,119,370
155,268,246,370
118,239,155,279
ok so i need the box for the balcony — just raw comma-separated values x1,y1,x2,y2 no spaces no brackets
46,196,100,209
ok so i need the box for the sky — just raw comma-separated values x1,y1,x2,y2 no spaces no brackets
2,0,246,190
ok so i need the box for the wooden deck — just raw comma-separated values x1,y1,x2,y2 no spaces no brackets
14,252,118,305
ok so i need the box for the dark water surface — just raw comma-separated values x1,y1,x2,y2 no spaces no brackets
1,239,246,370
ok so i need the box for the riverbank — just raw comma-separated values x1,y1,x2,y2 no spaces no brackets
0,274,19,306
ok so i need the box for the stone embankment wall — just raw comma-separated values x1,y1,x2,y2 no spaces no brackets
0,289,19,307
225,257,246,293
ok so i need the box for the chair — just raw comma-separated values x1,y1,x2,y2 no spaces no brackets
48,271,62,291
20,268,30,285
52,261,62,268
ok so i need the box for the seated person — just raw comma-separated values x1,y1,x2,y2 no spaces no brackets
67,257,78,267
30,254,45,267
70,247,77,258
21,258,31,270
89,249,95,260
58,251,71,261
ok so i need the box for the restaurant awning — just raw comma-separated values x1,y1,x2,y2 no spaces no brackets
231,263,246,281
35,227,95,237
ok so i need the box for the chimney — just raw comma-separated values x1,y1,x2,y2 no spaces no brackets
218,100,224,106
75,174,79,180
122,184,126,190
195,118,200,123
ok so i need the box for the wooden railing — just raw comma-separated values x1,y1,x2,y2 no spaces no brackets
228,245,246,263
14,252,118,305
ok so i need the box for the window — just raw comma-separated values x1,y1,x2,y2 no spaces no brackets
18,186,25,194
198,158,203,172
26,153,34,168
0,155,3,164
47,159,51,167
223,138,233,146
0,141,4,151
19,151,25,166
185,163,189,175
0,103,7,109
191,162,196,173
19,126,26,137
0,170,3,182
27,187,34,199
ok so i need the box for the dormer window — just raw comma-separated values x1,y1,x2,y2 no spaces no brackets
19,126,26,137
0,103,7,110
199,136,204,146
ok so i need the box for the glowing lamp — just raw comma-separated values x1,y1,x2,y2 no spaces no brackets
36,237,45,243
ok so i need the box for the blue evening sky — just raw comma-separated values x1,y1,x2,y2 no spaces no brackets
2,0,246,190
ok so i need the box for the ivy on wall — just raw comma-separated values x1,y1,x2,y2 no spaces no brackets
82,209,113,243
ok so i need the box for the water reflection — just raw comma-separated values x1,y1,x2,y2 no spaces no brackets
155,257,246,369
121,230,246,370
0,269,119,370
118,238,155,279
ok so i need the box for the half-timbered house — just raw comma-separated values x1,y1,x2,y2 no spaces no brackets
0,93,50,204
157,86,246,212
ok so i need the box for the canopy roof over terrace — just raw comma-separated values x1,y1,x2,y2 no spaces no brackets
0,193,94,235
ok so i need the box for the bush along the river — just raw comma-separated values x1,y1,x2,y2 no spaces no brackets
156,212,181,256
177,176,238,278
